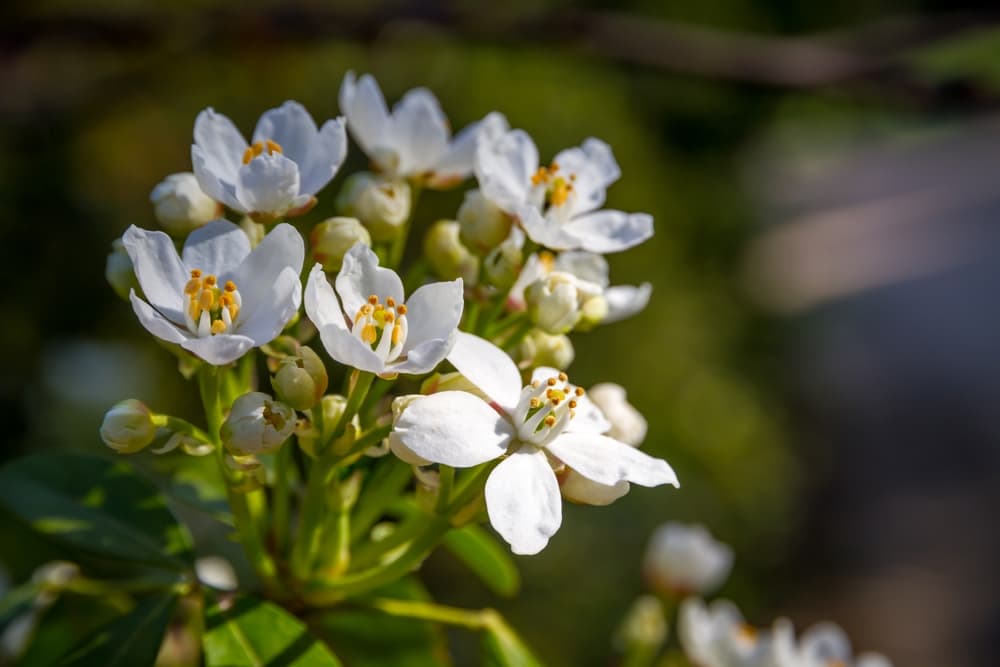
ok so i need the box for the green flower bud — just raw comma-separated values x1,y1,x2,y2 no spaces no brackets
271,346,328,410
105,238,139,302
457,189,511,254
220,392,295,456
311,217,371,271
482,237,524,291
336,172,411,242
150,172,221,236
100,399,157,454
576,294,610,331
518,329,575,370
424,220,479,285
297,394,348,458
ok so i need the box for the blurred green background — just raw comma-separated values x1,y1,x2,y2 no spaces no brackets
3,1,1000,666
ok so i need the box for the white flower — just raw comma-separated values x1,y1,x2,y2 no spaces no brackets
191,101,347,219
220,392,296,456
304,244,463,378
339,72,506,188
476,126,653,253
679,598,790,667
392,332,678,554
782,623,893,667
150,172,221,235
643,522,734,596
509,251,651,326
123,219,304,365
100,399,157,454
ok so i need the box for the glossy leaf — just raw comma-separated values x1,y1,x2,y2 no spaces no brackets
481,611,544,667
203,596,342,666
0,453,193,569
442,524,521,597
57,593,177,666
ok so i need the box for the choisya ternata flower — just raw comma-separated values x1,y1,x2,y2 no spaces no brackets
476,123,653,253
643,522,733,596
783,623,893,667
192,101,347,220
339,72,506,189
123,220,304,365
392,332,678,554
304,244,463,378
679,598,788,667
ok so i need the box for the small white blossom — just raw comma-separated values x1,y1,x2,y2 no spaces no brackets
782,623,893,667
680,598,790,667
392,332,678,554
150,172,221,235
339,72,506,188
123,220,304,365
304,244,463,378
476,124,653,253
192,101,347,219
100,399,157,454
644,522,733,596
221,392,296,456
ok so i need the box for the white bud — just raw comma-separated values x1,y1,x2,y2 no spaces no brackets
457,189,511,254
643,522,734,596
336,172,411,241
220,392,295,456
483,237,524,291
423,220,479,285
518,329,575,370
105,238,138,302
525,273,582,334
150,172,220,236
588,383,647,447
311,217,371,271
195,556,238,591
577,294,610,330
100,399,157,454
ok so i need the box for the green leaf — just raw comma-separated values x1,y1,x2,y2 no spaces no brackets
442,524,520,597
481,610,545,667
57,593,177,666
203,596,342,666
0,453,193,569
14,594,125,666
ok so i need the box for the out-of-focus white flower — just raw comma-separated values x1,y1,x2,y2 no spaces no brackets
304,244,463,378
644,522,734,596
476,126,653,253
100,399,158,454
424,220,480,285
782,623,894,667
587,383,647,446
458,188,512,253
392,332,677,554
195,556,238,591
311,217,372,272
191,101,346,219
517,329,574,371
220,392,296,456
679,598,790,667
336,172,411,241
150,172,222,235
339,72,506,188
525,270,602,334
123,220,304,365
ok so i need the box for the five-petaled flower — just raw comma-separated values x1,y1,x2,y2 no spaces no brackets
476,123,654,253
192,101,347,220
391,332,678,554
304,244,464,378
123,219,304,365
339,72,506,188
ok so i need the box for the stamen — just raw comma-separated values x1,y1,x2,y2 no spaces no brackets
531,167,549,186
184,277,201,294
568,400,577,409
224,281,237,292
204,275,217,287
558,372,568,381
550,161,559,171
362,323,377,344
397,304,407,315
386,297,396,308
368,295,379,305
574,387,585,397
391,322,403,345
265,139,283,154
546,377,557,387
199,289,215,310
544,415,556,427
190,269,202,278
529,397,542,409
211,320,227,335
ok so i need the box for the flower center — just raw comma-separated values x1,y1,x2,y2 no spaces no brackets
351,294,408,364
511,372,584,446
531,161,577,214
242,139,283,165
183,269,241,337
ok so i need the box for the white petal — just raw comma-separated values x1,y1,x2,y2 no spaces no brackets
304,263,347,331
232,222,305,325
518,205,580,250
316,321,385,375
234,266,301,346
559,471,630,506
402,279,463,353
603,283,652,324
799,623,852,662
301,118,347,196
387,432,431,466
553,251,609,287
390,336,454,376
485,447,562,555
234,152,304,216
181,219,251,277
857,655,894,667
507,251,547,311
335,244,404,318
181,334,256,366
192,144,242,211
339,72,392,162
547,433,678,488
252,101,317,171
527,367,610,434
122,225,188,324
391,88,449,176
564,211,654,254
426,111,507,187
129,291,188,345
394,391,514,467
552,138,620,216
475,128,537,214
446,331,522,414
193,108,248,184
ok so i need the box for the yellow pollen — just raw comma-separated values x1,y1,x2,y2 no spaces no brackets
362,323,377,344
265,139,283,154
224,280,237,292
211,320,227,335
551,178,570,206
199,289,215,310
384,311,395,323
368,295,379,305
550,161,559,171
373,308,387,326
397,304,407,315
204,275,217,287
546,388,566,403
737,624,758,642
190,269,202,278
544,415,556,427
574,387,585,397
558,372,568,381
529,397,541,408
184,278,202,294
539,251,555,271
227,303,239,319
568,400,577,409
242,140,283,165
386,297,396,308
391,323,403,345
546,377,557,387
531,167,549,186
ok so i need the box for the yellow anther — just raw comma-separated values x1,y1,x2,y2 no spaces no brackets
550,178,570,206
558,372,568,381
384,311,395,323
373,309,387,326
220,293,232,306
190,269,202,278
531,167,549,186
550,161,559,171
531,380,540,388
362,323,377,344
227,303,239,320
529,397,541,409
397,304,407,315
204,275,217,287
368,295,379,305
199,289,215,310
211,320,227,335
184,278,202,294
544,415,556,427
736,625,758,642
568,400,578,409
574,387,585,397
224,280,237,292
386,297,396,308
546,377,557,387
391,323,403,345
242,142,265,165
265,139,283,154
570,173,577,181
546,388,566,403
539,251,555,271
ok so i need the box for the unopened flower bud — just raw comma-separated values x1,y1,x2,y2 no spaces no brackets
271,347,328,411
483,238,524,291
457,189,511,254
105,238,139,302
195,556,238,591
588,383,647,447
150,172,220,236
525,274,582,334
424,220,479,284
239,216,266,247
311,217,371,271
643,522,734,596
616,595,668,651
577,294,609,330
336,172,411,242
297,394,348,458
100,399,158,454
220,392,295,456
518,329,575,370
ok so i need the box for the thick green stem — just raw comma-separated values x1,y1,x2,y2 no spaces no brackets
349,458,413,544
272,443,293,556
435,466,454,514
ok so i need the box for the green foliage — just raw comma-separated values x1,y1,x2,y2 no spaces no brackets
57,593,178,666
480,609,544,667
442,524,521,598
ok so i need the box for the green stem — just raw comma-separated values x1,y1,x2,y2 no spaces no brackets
435,466,454,514
349,458,414,543
359,377,396,425
463,300,481,335
478,293,509,337
350,513,426,569
363,597,489,631
314,475,353,578
321,370,376,452
272,443,293,556
290,453,337,580
500,319,535,352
